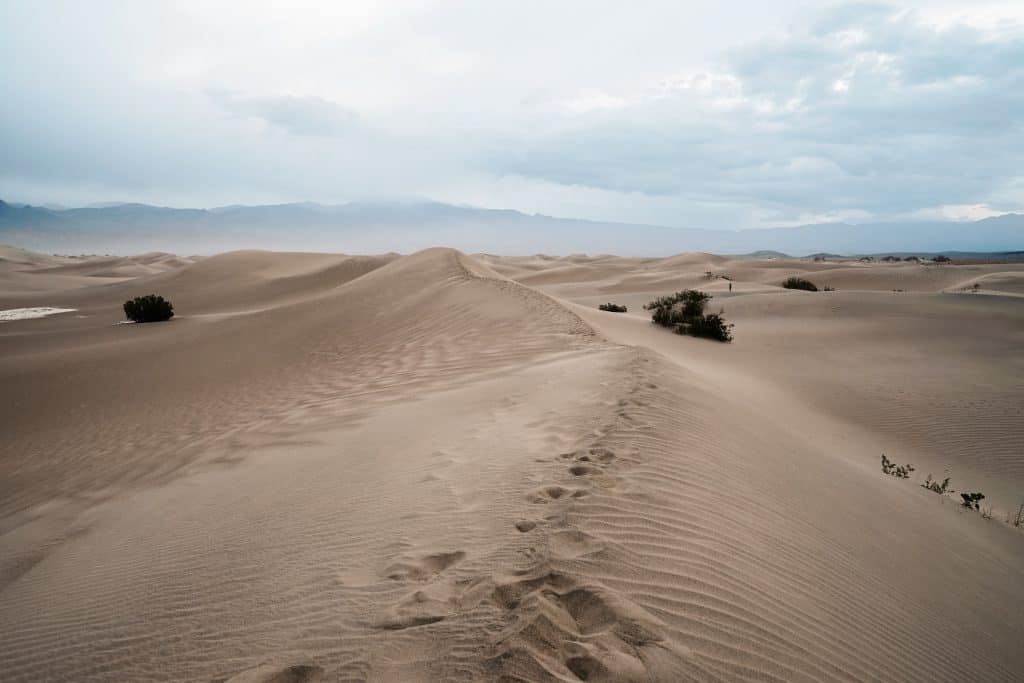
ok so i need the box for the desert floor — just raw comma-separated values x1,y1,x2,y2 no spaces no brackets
1,244,1023,682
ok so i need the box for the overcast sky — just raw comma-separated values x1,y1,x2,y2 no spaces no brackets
1,1,1022,228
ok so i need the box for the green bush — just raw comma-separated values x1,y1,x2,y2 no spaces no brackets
123,294,174,323
644,289,733,342
921,474,952,494
960,492,985,509
685,311,733,342
782,277,819,291
598,303,627,313
881,454,914,478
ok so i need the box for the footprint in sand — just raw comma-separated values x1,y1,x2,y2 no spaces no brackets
568,463,601,476
383,550,466,582
222,663,323,683
526,485,588,503
373,590,452,631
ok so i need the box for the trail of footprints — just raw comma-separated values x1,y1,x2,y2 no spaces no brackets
485,437,676,681
366,393,674,680
345,354,672,680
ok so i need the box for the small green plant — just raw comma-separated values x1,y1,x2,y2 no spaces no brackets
598,303,627,313
921,474,952,494
123,294,174,323
960,492,985,510
782,277,818,292
881,454,914,478
644,290,733,342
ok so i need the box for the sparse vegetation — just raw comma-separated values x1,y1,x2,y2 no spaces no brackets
123,294,174,323
887,464,1012,524
644,289,733,342
960,492,985,510
881,454,914,478
598,303,627,313
782,276,818,292
921,474,952,494
933,254,951,263
686,311,733,342
823,285,835,292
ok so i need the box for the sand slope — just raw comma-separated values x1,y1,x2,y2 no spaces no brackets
1,248,1022,681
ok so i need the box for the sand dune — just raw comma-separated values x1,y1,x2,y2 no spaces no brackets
1,248,1021,681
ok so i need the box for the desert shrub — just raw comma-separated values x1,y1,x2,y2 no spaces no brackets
823,285,835,292
933,254,951,263
921,474,952,494
679,290,711,319
644,289,733,342
684,311,734,342
1012,502,1024,527
598,303,627,313
881,454,914,479
123,294,174,323
782,277,818,292
960,492,985,509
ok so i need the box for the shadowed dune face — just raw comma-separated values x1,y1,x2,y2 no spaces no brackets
1,247,1022,681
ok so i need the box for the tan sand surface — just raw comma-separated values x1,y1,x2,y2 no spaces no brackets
1,247,1022,681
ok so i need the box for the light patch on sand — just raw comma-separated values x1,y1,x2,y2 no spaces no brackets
0,307,77,322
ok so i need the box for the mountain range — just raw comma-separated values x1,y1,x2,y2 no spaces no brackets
1,199,1021,256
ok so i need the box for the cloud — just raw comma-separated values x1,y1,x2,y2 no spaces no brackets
1,1,1023,229
482,4,1024,224
913,203,1005,222
208,92,358,137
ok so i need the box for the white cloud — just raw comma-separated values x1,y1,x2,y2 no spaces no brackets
914,204,1005,221
1,1,1023,228
561,90,631,116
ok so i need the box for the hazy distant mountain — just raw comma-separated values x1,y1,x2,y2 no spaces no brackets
1,199,1021,256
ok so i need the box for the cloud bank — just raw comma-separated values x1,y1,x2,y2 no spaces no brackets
1,1,1022,230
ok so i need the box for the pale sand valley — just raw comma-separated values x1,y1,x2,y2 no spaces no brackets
1,243,1023,682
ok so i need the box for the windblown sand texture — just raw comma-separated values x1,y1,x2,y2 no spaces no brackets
1,244,1022,681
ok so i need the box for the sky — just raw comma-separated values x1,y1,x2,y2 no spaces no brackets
1,0,1022,229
